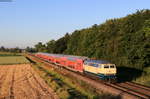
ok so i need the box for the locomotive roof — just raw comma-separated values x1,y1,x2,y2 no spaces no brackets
85,59,111,64
37,52,88,60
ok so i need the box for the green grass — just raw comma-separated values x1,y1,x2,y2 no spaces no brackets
0,56,30,65
0,52,22,57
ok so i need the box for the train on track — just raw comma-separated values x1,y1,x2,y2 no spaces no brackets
35,52,117,82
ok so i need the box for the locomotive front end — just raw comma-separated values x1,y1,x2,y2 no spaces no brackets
98,64,117,82
83,60,117,83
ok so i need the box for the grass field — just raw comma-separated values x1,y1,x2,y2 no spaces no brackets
0,56,30,65
0,52,22,56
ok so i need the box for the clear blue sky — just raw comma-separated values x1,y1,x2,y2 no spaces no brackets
0,0,150,48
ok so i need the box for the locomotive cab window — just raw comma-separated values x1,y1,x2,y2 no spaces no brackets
104,65,109,68
110,65,115,68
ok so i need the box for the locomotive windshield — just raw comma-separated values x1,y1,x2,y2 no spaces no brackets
104,65,109,68
110,65,115,68
104,65,115,68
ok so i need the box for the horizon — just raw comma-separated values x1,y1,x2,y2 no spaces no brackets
0,0,150,48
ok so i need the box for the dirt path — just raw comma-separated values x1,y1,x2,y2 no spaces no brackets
0,64,59,99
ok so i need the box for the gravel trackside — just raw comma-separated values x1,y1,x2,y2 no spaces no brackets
0,64,59,99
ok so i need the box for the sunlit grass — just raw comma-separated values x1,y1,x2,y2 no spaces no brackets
0,52,22,56
0,56,30,65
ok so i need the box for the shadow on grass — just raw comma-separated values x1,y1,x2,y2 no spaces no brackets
25,57,36,64
93,94,122,99
117,66,143,83
67,88,87,99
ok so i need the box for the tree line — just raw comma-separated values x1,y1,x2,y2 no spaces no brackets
27,9,150,70
0,46,22,53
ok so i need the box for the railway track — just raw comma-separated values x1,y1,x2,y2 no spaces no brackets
125,82,150,91
116,82,150,98
26,54,150,99
108,83,150,99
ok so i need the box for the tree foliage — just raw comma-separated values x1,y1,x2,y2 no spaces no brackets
34,42,47,52
0,46,22,53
